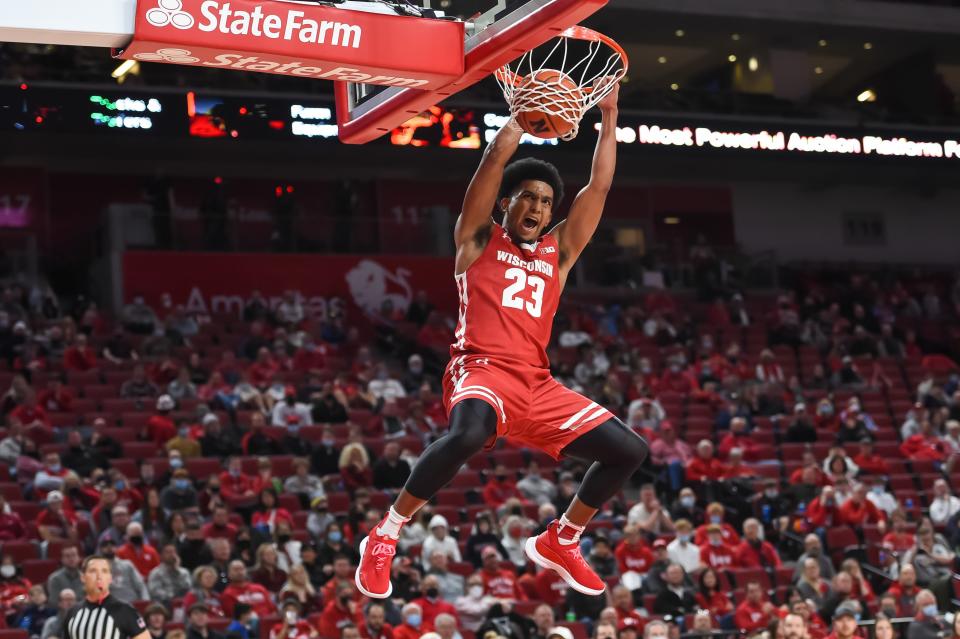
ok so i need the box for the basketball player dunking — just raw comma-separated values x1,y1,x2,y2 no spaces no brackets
357,81,647,598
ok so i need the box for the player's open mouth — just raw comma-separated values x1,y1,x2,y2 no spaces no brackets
522,216,538,230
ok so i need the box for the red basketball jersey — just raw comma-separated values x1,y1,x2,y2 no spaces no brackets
451,228,561,369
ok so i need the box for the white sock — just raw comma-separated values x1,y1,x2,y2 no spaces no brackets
377,507,410,540
557,514,585,546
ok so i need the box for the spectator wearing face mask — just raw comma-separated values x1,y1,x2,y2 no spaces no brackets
160,470,198,514
905,590,943,639
166,420,202,459
270,599,317,639
117,521,161,577
670,487,702,524
700,524,737,570
694,503,739,546
666,519,699,574
411,576,459,631
272,386,313,428
454,577,498,633
734,518,781,569
394,603,424,639
481,465,527,509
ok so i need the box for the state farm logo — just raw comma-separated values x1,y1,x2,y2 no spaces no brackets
134,47,200,63
145,0,195,29
142,0,363,49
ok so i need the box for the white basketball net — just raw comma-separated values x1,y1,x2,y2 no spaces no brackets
495,27,627,141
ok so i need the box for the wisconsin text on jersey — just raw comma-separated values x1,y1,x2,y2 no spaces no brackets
495,251,555,278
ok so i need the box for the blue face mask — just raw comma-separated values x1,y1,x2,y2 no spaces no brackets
680,496,695,508
115,481,125,491
405,615,421,629
174,479,190,491
48,464,61,473
328,531,342,543
922,604,938,618
170,458,183,469
710,515,722,525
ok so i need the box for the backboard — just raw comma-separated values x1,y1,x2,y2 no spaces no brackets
334,0,609,144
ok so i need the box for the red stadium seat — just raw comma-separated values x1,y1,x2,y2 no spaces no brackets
0,483,22,500
1,540,39,561
0,629,30,639
21,559,58,583
123,442,159,458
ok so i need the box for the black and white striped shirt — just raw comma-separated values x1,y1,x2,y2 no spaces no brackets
64,595,146,639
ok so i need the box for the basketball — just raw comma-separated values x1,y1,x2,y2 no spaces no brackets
513,69,584,139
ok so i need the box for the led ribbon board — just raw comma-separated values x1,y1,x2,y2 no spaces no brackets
113,0,464,89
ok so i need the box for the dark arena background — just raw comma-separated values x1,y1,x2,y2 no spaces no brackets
0,1,960,639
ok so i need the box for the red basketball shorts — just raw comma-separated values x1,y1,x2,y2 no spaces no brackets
442,354,614,459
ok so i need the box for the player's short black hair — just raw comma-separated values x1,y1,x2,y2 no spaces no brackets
499,157,564,207
81,555,112,572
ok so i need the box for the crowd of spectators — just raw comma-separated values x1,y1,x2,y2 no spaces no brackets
0,270,958,639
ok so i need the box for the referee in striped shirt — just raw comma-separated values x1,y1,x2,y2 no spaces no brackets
64,556,151,639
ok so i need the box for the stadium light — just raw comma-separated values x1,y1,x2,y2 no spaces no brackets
111,59,138,82
748,56,759,72
857,89,876,103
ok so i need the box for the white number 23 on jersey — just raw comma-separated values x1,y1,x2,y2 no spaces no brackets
501,267,545,318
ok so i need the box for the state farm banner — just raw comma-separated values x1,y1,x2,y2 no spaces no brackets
113,0,464,89
122,251,456,320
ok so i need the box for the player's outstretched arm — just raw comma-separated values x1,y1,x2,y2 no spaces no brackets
552,81,619,274
455,121,522,253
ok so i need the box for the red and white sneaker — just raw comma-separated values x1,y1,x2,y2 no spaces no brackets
355,525,397,599
525,520,605,596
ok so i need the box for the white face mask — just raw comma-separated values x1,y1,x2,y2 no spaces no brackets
0,565,14,578
469,585,483,598
285,611,297,624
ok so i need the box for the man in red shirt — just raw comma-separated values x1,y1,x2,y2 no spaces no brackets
318,583,362,639
526,565,566,607
38,378,74,413
839,483,886,528
63,333,97,371
718,417,758,461
884,562,919,617
900,421,949,462
219,456,258,503
481,464,527,509
852,438,888,476
221,559,277,618
116,521,161,577
201,505,239,542
823,604,859,639
687,440,726,482
699,524,737,570
410,576,459,629
358,603,394,639
477,546,525,601
271,599,318,639
734,581,774,633
35,490,79,545
293,336,327,375
881,510,914,553
146,395,177,445
10,389,50,429
248,347,280,388
805,486,841,530
611,585,646,631
734,518,782,569
614,525,654,576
